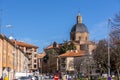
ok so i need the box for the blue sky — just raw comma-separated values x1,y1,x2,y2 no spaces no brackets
0,0,120,52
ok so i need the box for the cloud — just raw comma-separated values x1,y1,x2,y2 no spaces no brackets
6,24,13,28
89,21,108,41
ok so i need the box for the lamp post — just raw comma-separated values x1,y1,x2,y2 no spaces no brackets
107,18,111,80
40,58,42,74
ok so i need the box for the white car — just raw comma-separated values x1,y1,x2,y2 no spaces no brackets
28,76,37,80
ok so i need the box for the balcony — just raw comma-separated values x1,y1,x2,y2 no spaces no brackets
28,60,32,64
28,61,31,64
26,49,33,53
28,65,32,69
28,55,32,59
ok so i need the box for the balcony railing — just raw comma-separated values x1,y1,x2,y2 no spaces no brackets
28,55,32,58
26,49,33,53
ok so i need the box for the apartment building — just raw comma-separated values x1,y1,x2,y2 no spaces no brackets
0,34,28,80
58,50,96,76
58,50,85,73
11,39,39,72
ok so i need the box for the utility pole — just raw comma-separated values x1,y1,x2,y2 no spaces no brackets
40,58,42,74
107,18,111,80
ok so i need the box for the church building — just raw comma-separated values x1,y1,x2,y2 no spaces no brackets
70,13,96,54
44,13,96,75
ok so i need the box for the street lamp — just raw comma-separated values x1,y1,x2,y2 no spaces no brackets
107,18,111,80
40,58,42,74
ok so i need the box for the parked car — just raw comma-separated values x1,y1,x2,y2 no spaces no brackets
34,76,39,80
28,76,37,80
44,75,49,79
17,76,31,80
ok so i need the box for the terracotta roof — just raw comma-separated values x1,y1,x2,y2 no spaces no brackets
11,40,38,48
45,45,53,50
37,53,46,58
44,44,61,50
58,50,85,57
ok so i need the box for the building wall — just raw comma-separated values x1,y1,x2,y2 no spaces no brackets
66,57,74,71
0,37,3,77
88,44,96,54
75,32,89,41
0,35,28,79
19,46,38,72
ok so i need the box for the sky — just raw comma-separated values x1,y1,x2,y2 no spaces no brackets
0,0,120,52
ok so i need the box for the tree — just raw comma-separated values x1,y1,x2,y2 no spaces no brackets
93,40,108,73
53,41,57,48
110,11,120,80
60,41,76,53
93,12,120,79
112,11,120,30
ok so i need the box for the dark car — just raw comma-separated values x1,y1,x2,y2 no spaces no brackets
17,76,31,80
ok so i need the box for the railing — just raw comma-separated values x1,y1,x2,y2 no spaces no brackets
26,49,33,53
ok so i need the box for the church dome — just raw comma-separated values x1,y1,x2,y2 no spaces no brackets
71,23,88,33
71,13,89,33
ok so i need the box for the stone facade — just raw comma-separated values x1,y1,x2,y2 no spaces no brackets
70,14,96,54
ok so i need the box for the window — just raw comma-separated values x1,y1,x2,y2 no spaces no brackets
80,44,89,50
34,65,37,68
34,54,37,57
79,36,81,41
34,60,37,63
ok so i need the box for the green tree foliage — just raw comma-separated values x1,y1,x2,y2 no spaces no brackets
60,41,76,53
69,41,76,50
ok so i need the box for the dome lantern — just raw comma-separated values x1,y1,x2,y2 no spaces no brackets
77,13,82,24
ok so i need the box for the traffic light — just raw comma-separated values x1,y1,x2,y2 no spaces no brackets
43,55,49,63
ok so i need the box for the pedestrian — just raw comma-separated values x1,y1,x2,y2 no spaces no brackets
4,75,8,80
62,74,66,80
54,73,59,80
0,76,3,80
